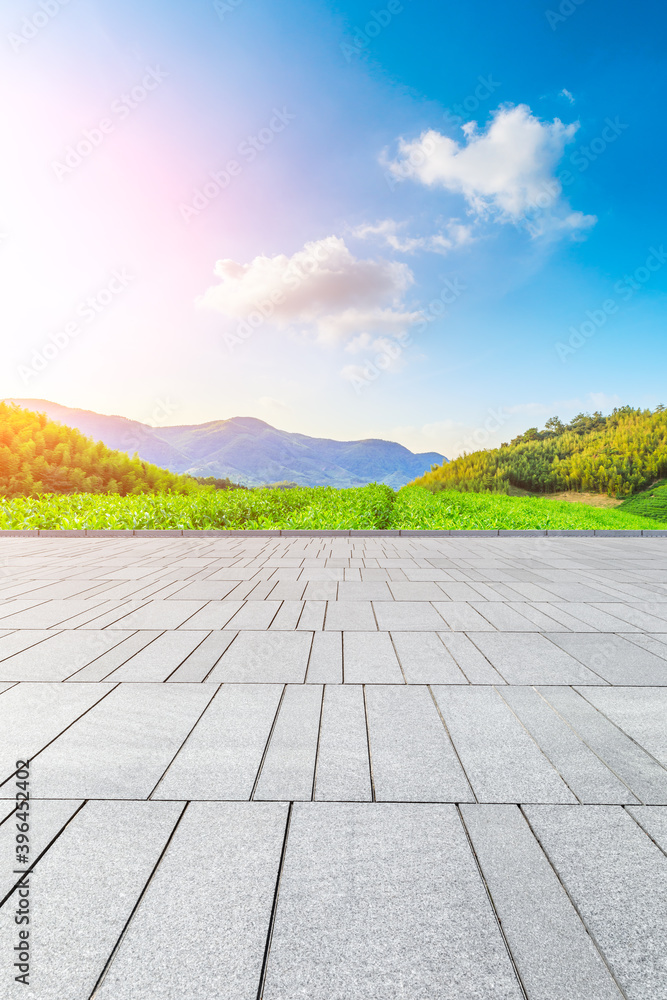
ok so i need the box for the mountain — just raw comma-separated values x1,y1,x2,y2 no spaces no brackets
5,400,445,488
413,405,667,497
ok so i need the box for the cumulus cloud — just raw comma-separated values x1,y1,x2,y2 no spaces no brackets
198,235,421,344
386,104,596,237
350,218,473,254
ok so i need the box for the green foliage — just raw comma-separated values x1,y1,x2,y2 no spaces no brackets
0,484,663,531
617,481,667,522
193,476,245,490
414,406,667,497
0,403,199,497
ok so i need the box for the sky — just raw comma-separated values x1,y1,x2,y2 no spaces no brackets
1,0,666,458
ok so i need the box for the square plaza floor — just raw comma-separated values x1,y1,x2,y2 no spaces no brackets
0,534,666,999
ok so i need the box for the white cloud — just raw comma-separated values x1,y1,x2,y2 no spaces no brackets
350,218,473,254
560,88,575,104
387,103,596,237
198,235,421,344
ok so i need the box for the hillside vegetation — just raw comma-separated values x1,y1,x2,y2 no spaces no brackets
0,485,663,531
0,403,199,496
618,480,667,522
414,406,667,497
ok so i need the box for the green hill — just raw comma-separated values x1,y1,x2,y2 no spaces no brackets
0,402,200,496
414,405,667,498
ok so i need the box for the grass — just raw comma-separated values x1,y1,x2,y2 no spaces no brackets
618,480,667,522
0,484,665,531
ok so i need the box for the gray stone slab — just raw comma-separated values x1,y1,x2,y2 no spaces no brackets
461,805,623,1000
526,804,667,1000
336,581,392,601
263,803,523,999
222,600,282,630
539,687,667,804
153,684,282,800
579,687,667,766
433,687,576,804
626,805,667,853
103,631,208,682
0,683,111,787
254,685,322,800
0,599,108,628
94,802,288,1000
391,631,468,684
68,630,163,681
468,633,602,685
168,631,238,681
0,798,83,901
372,601,448,631
207,631,311,683
306,631,342,683
314,685,372,801
30,684,215,798
555,602,638,631
549,633,667,685
432,602,496,630
269,600,305,629
342,631,404,684
0,800,182,1000
467,602,537,631
365,686,473,801
0,629,130,682
438,632,507,683
500,686,638,804
171,599,244,629
166,580,240,600
107,599,207,629
324,601,376,631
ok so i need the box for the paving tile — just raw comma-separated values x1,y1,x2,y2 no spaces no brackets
468,633,602,685
306,631,342,683
432,602,496,631
153,684,282,800
0,800,183,1000
207,631,311,683
255,685,323,800
579,687,667,766
391,631,468,683
105,631,209,682
168,631,238,682
314,685,372,801
626,805,667,853
222,601,282,630
461,804,623,1000
0,599,108,629
372,601,448,631
165,580,240,600
269,600,305,630
342,632,404,684
438,632,507,683
0,683,112,787
173,600,244,629
263,802,523,1000
526,804,667,1000
68,630,163,681
30,683,215,798
337,581,393,601
0,629,131,682
539,687,667,804
107,600,207,629
365,686,473,801
549,633,667,685
324,601,376,631
0,798,83,901
433,686,576,804
94,802,288,1000
500,686,638,804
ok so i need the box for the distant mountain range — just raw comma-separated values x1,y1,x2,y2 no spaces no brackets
5,399,446,488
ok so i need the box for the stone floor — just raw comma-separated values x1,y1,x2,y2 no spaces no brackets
0,534,666,999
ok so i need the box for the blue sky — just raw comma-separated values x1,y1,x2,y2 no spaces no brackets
1,0,665,456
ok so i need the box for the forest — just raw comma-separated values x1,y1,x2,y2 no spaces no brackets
0,402,199,496
414,405,667,497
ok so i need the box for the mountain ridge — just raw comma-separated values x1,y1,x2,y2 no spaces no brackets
4,399,445,488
